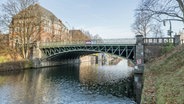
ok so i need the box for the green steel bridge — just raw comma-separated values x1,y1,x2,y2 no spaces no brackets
32,35,180,66
37,35,180,62
32,35,180,104
39,38,137,62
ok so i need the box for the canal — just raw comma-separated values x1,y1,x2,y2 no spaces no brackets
0,59,136,104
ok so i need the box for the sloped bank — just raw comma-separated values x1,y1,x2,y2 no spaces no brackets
141,45,184,104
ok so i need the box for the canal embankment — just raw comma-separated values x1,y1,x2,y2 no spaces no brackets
0,59,80,72
0,55,98,72
0,54,33,72
0,61,33,72
141,45,184,104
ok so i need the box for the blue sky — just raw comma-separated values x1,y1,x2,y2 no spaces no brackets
39,0,140,39
1,0,182,38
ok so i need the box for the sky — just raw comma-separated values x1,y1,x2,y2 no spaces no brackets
38,0,140,39
1,0,183,38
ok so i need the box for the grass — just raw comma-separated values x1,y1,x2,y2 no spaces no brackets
0,53,33,71
156,67,184,104
0,56,9,63
141,45,184,104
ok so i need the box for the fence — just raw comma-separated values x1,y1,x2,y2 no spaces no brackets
39,38,136,48
143,37,174,45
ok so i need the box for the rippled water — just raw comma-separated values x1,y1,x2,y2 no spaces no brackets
0,60,136,104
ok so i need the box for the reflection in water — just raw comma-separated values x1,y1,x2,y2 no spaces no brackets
80,59,133,84
0,60,136,104
80,59,134,98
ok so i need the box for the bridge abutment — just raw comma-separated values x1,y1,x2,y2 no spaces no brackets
32,42,42,68
32,42,42,59
134,35,144,104
135,35,144,73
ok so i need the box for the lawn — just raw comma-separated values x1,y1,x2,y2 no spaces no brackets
141,45,184,104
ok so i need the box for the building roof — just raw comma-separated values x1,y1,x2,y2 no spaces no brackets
13,4,59,23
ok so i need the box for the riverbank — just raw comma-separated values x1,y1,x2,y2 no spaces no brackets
0,61,33,72
0,59,136,104
141,45,184,104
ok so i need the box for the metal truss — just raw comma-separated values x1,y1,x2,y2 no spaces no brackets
40,44,136,61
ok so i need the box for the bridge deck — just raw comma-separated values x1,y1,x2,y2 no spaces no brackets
39,38,136,48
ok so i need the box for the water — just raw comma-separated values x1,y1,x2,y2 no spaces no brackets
0,60,136,104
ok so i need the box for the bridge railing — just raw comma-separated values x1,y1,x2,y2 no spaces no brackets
40,41,85,48
143,37,174,45
90,38,136,44
39,38,136,48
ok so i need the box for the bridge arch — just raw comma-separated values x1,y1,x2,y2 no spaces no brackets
40,45,136,63
42,50,99,61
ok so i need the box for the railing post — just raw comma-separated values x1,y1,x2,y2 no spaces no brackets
174,35,180,45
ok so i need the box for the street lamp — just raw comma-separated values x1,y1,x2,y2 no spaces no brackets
163,19,173,37
65,21,71,30
65,21,73,41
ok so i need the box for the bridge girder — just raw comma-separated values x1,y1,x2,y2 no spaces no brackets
40,45,136,62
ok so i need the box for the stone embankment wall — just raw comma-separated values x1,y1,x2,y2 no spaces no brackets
144,45,163,62
0,61,32,72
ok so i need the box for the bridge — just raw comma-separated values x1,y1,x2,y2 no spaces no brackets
31,35,180,104
32,35,181,73
39,38,136,61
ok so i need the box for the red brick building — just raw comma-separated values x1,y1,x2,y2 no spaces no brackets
9,4,71,47
0,34,9,46
69,30,91,41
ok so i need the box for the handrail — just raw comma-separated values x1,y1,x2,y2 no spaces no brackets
143,37,174,44
39,38,136,48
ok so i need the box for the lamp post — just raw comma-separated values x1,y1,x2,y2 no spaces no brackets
163,19,173,37
65,21,73,42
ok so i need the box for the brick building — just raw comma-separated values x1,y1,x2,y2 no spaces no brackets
69,30,91,41
0,34,9,46
9,4,71,47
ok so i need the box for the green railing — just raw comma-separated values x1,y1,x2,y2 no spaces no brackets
40,38,136,48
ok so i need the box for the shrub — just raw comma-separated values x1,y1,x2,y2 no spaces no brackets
161,42,174,55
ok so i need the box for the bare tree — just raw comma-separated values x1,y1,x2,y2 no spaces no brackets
81,30,93,39
132,10,153,37
0,0,38,33
0,33,19,60
92,34,102,40
139,0,184,23
0,0,41,59
70,29,91,42
10,5,43,59
151,23,163,37
132,0,167,37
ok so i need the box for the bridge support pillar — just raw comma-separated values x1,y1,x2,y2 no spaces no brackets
134,35,144,104
32,42,42,68
135,35,144,73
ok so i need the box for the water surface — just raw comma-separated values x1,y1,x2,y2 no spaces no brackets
0,60,136,104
